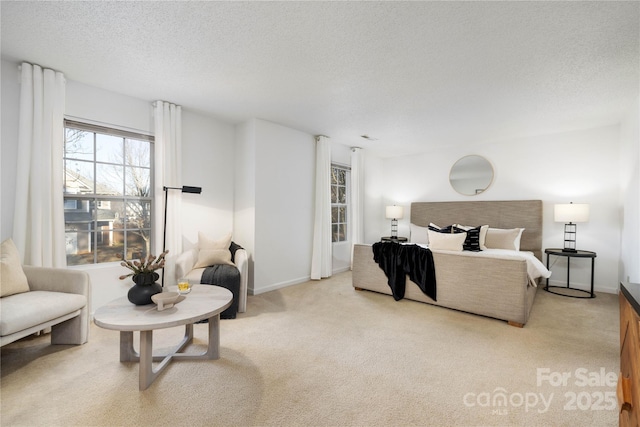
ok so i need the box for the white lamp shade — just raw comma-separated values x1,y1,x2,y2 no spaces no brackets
554,203,590,223
385,205,404,220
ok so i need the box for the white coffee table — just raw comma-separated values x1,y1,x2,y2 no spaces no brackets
94,285,232,390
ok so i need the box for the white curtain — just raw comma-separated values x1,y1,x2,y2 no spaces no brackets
350,147,364,268
13,63,66,267
153,101,182,286
310,136,332,280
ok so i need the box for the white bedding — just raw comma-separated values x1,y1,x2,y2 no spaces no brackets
412,244,551,285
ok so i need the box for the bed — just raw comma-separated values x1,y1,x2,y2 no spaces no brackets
352,200,548,327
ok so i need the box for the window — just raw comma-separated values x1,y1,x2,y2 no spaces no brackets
63,120,154,266
331,165,350,243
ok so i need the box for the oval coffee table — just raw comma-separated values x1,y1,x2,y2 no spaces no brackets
94,285,232,390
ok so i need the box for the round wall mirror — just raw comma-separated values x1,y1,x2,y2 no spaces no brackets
449,155,494,196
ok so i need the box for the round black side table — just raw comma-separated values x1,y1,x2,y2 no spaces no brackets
544,248,596,298
381,236,408,242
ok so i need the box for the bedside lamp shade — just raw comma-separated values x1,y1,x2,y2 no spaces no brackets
385,205,404,220
385,205,404,238
554,203,589,252
554,203,589,223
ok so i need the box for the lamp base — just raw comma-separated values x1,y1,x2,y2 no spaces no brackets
562,223,577,254
390,218,398,238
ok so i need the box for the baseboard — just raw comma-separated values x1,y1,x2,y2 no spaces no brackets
248,268,352,296
250,275,311,295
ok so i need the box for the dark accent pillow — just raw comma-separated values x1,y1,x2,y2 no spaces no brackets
454,226,482,252
428,224,458,234
229,241,243,263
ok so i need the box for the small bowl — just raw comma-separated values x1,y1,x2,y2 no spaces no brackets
151,292,186,311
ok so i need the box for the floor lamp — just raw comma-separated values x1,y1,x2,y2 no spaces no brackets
162,185,202,286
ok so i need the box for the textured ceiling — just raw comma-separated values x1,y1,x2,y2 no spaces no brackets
1,1,638,157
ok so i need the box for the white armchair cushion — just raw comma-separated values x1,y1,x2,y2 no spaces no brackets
1,238,30,297
2,266,91,346
0,291,86,336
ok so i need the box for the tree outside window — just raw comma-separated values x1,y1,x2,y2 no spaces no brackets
63,121,154,265
331,165,349,242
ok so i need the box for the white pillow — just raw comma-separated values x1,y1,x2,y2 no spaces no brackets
1,238,30,297
485,228,525,251
427,230,466,251
410,223,429,244
193,249,235,268
198,232,232,250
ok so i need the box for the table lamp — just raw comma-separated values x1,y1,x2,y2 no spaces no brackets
554,202,589,252
385,205,404,238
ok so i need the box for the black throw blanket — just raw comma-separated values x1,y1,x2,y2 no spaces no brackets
372,241,437,302
199,242,243,319
201,265,240,319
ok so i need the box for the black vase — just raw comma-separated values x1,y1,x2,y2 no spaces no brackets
128,273,162,305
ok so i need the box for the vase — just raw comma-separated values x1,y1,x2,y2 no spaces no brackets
128,272,162,305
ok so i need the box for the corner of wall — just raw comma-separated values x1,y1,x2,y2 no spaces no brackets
233,119,257,293
619,97,640,283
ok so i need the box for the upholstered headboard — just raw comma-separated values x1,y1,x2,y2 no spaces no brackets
410,200,543,260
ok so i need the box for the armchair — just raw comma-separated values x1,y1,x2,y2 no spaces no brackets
175,242,248,313
0,266,91,347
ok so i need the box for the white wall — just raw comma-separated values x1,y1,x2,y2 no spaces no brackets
65,80,154,134
0,59,236,311
367,125,623,294
233,119,257,291
235,129,352,290
363,152,385,244
234,118,316,295
620,98,640,284
253,119,315,293
180,111,235,250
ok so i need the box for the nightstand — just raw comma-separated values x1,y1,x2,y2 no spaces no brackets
381,236,408,242
544,248,596,298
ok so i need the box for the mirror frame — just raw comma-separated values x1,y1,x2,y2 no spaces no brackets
449,155,494,196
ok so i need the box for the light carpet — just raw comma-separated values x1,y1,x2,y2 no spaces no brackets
1,271,620,426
